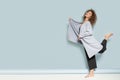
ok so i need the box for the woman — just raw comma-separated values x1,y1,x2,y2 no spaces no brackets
68,9,113,78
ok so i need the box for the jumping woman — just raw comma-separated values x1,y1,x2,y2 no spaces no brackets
68,9,113,78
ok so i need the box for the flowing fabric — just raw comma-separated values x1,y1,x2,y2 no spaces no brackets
67,18,103,58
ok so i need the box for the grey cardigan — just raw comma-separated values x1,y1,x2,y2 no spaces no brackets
67,18,103,58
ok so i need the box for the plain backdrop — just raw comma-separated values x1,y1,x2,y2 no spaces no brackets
0,0,119,72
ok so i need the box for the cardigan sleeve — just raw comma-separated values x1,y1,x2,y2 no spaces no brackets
69,18,81,26
69,18,81,35
78,21,93,39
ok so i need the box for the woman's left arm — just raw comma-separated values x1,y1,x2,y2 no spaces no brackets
78,22,93,39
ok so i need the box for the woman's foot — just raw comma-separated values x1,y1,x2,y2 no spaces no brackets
85,74,94,78
84,69,94,78
104,33,113,40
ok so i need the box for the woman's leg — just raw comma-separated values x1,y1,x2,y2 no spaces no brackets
84,48,97,70
99,33,113,54
84,39,108,78
84,33,113,78
84,48,96,78
98,39,107,53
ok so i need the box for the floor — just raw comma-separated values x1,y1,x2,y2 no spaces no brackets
0,74,120,80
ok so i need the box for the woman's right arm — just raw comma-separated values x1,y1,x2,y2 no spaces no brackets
69,18,81,24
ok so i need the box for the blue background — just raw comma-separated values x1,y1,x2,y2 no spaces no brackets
0,0,119,71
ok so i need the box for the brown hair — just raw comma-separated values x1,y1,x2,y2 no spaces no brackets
83,9,97,27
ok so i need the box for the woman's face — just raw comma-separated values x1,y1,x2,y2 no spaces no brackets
85,11,92,19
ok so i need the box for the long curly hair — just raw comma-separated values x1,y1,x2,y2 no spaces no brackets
83,9,97,27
